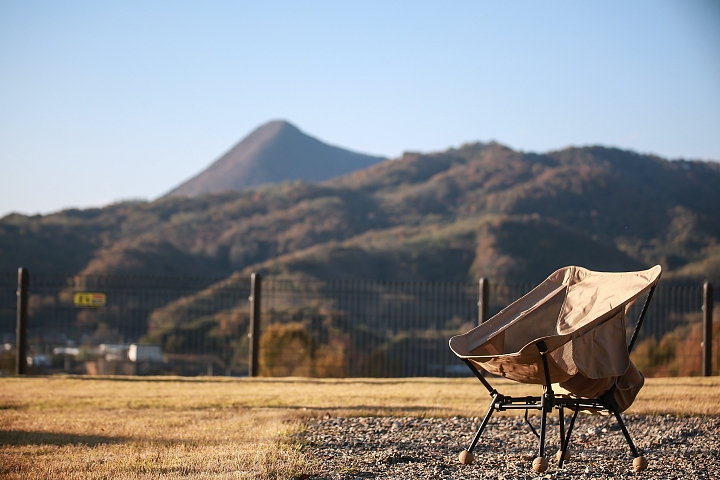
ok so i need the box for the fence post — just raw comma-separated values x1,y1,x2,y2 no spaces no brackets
248,273,262,377
478,277,489,325
16,267,29,375
702,281,713,377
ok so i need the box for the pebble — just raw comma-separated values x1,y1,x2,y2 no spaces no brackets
296,414,720,479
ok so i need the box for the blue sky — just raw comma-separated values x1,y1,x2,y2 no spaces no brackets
1,1,719,217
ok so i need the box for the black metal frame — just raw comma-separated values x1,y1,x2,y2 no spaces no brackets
460,284,657,469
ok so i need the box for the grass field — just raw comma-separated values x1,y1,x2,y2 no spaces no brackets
1,376,719,479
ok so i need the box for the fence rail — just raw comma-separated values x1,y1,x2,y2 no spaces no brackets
0,270,716,378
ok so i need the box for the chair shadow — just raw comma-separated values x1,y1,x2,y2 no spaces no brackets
0,429,128,447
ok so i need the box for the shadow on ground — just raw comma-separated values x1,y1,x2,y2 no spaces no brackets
0,429,127,447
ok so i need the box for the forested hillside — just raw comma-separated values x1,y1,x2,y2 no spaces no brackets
2,142,719,283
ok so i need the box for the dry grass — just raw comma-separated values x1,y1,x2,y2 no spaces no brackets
0,377,312,479
1,376,718,478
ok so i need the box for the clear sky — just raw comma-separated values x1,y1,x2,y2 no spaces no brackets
1,1,719,218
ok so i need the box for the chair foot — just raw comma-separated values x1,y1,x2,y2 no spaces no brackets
555,448,571,462
459,449,474,465
633,456,648,472
532,457,549,473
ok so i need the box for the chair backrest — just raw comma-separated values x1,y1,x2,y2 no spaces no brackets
554,265,662,336
451,265,662,359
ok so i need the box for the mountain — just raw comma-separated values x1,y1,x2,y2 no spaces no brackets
163,120,386,198
1,140,719,284
242,145,720,283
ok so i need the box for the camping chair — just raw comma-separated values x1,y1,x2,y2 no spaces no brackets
449,265,661,474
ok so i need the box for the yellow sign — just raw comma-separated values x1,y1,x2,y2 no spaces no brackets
74,292,106,307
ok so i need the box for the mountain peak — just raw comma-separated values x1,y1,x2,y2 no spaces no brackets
164,120,385,198
250,119,299,137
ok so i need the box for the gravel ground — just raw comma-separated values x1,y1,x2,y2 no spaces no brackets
297,413,720,479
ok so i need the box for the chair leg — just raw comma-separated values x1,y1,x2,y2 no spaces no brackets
555,405,571,466
612,407,638,457
533,341,553,474
538,404,548,458
558,405,579,468
609,398,648,472
459,394,497,465
524,409,539,438
532,394,551,473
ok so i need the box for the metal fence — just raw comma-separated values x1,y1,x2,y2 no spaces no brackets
259,278,484,377
628,283,717,377
0,270,716,378
0,272,251,376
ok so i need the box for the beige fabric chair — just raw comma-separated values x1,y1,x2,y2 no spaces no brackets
450,265,661,473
